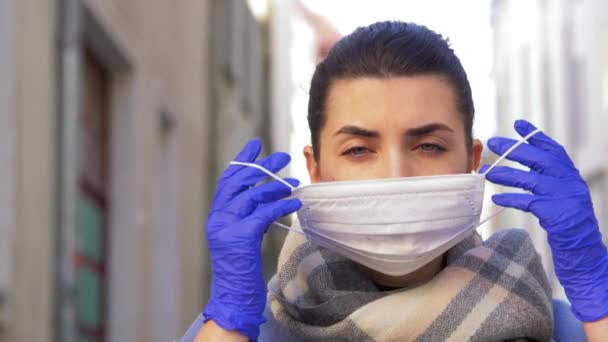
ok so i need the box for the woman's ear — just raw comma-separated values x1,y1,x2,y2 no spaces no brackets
469,139,483,172
304,145,321,183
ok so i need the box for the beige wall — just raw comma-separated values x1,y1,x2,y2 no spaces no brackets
0,0,57,341
1,0,212,341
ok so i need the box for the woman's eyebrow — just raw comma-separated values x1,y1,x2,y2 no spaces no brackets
333,125,380,138
405,123,454,136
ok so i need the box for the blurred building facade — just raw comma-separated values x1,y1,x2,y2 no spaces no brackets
0,0,273,341
491,0,608,299
206,0,285,290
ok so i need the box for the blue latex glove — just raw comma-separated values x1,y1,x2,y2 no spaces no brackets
480,119,608,322
202,139,301,339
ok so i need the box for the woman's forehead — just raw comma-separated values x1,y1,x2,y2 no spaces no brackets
323,75,464,134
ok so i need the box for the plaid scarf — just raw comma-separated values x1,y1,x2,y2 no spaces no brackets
261,228,553,341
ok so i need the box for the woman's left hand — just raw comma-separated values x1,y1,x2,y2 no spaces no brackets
480,119,608,323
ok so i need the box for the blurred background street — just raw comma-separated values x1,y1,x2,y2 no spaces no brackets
0,0,607,341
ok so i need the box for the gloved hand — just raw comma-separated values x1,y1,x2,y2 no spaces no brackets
202,139,301,339
480,119,608,322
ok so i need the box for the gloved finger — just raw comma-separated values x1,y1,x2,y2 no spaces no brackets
513,120,575,166
220,138,263,180
248,198,302,234
484,166,554,195
487,137,575,177
479,164,490,174
214,152,292,205
249,178,299,203
224,178,300,217
491,193,536,212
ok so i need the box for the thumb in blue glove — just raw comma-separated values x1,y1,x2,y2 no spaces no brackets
202,138,302,339
480,119,608,322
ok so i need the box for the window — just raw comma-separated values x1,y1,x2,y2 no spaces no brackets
77,48,111,341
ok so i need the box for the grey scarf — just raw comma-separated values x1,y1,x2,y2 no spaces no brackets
260,229,553,341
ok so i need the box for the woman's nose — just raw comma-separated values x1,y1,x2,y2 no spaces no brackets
384,150,410,178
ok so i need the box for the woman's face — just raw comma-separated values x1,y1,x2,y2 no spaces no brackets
304,75,483,182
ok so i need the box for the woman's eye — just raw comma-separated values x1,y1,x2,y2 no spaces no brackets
418,143,445,153
343,146,370,156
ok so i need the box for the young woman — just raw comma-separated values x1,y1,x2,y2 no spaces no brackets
190,22,608,341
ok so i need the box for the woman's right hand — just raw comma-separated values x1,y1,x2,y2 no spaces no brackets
201,138,301,340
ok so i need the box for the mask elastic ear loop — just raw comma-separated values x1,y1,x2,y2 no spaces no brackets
476,128,542,226
230,161,296,191
477,207,506,228
480,128,542,175
270,221,305,235
228,161,304,235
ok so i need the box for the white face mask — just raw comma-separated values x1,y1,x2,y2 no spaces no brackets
230,129,540,276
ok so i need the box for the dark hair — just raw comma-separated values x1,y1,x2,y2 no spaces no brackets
308,21,474,159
